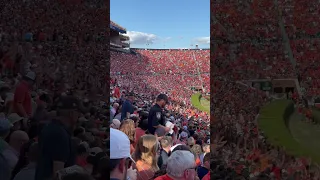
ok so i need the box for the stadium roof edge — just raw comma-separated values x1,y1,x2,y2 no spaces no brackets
110,20,126,32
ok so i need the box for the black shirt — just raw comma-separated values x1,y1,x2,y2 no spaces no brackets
148,104,165,135
35,120,76,180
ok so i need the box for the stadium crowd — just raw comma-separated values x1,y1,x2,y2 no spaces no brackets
109,48,210,180
0,1,110,180
212,0,320,179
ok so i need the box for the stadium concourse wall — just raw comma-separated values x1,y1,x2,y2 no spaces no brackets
191,93,209,113
258,100,320,163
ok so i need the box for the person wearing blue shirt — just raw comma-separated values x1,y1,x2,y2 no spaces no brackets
121,92,134,121
197,153,210,180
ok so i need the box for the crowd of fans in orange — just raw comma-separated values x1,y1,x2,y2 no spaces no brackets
212,0,320,179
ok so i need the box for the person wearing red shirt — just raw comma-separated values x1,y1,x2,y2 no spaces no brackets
113,86,120,99
13,71,36,120
202,172,210,180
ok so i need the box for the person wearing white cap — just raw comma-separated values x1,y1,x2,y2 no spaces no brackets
110,128,136,180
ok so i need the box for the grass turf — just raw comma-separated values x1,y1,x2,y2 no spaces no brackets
258,100,320,163
288,111,320,161
191,93,210,113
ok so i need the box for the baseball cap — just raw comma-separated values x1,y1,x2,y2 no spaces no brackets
110,128,132,160
157,94,169,103
155,127,166,137
180,131,188,138
0,117,13,132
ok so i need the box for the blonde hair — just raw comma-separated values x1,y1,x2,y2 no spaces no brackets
119,119,136,143
133,134,159,172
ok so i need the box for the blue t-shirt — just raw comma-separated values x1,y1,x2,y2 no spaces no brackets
121,100,133,121
197,166,209,180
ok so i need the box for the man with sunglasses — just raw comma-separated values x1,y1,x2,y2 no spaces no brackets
148,94,170,135
110,128,136,180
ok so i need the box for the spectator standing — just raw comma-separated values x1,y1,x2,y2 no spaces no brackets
35,96,79,180
199,143,210,166
148,94,170,135
13,71,36,128
121,93,134,121
158,136,172,169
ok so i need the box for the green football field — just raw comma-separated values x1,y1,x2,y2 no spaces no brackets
289,110,320,158
191,93,210,113
258,100,320,163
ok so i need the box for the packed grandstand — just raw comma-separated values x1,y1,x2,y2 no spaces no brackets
110,21,211,180
212,0,320,179
0,1,110,180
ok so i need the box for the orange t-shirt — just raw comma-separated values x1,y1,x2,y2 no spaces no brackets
195,157,201,166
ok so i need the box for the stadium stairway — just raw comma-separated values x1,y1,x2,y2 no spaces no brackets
274,0,296,66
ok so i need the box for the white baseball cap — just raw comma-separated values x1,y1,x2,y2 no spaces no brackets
110,128,131,159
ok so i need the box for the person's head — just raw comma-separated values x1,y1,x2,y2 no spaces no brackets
139,111,149,120
202,143,210,153
129,115,140,127
156,94,169,108
113,103,119,109
190,144,202,156
56,96,80,129
9,130,29,152
187,137,195,148
180,131,188,140
138,118,148,131
126,92,134,101
119,119,135,143
166,150,197,180
155,127,166,140
110,119,121,129
160,136,172,152
133,134,159,172
110,128,133,180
